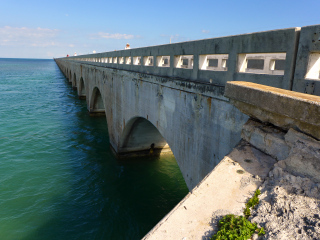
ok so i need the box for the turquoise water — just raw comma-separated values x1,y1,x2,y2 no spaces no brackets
0,58,188,240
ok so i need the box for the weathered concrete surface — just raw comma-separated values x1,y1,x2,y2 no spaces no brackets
55,60,248,190
142,141,276,240
224,81,320,140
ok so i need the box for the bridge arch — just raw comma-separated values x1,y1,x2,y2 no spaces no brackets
89,87,105,114
73,73,77,88
119,117,171,156
78,77,86,99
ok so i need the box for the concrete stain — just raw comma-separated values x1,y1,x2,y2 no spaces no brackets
207,97,212,115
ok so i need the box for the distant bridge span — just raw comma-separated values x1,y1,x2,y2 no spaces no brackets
55,25,320,190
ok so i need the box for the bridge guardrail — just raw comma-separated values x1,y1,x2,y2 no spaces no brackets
61,26,320,94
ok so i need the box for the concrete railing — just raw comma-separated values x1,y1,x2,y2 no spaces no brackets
61,25,320,95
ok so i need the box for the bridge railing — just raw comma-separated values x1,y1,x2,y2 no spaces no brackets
293,25,320,95
61,25,320,95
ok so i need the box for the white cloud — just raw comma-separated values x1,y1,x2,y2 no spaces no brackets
0,26,59,47
202,29,210,33
90,32,136,40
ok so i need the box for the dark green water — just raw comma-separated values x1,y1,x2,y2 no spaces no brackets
0,58,188,240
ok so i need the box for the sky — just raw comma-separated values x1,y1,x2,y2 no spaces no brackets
0,0,320,59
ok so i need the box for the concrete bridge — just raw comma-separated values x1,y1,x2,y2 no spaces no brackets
55,24,320,190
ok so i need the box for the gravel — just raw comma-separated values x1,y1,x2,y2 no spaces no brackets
249,166,320,240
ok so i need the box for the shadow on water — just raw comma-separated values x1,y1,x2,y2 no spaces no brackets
22,66,188,240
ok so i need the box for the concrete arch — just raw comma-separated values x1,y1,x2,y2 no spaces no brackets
72,73,77,88
89,87,105,115
78,77,86,99
119,117,171,156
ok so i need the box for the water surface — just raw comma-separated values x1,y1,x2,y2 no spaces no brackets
0,58,188,240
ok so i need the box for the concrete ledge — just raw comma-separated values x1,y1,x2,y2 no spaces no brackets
224,81,320,139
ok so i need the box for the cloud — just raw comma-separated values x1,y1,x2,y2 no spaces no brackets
0,26,59,47
90,32,136,40
202,29,210,33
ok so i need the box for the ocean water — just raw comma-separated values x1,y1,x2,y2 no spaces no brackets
0,58,189,240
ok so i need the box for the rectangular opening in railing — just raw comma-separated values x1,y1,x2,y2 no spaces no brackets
305,52,320,80
238,53,286,75
144,56,154,66
119,57,124,64
113,57,118,64
199,54,228,71
133,56,141,65
175,55,193,69
126,56,132,65
108,57,112,63
157,56,170,67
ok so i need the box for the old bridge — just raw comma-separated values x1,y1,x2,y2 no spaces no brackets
55,24,320,190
